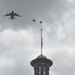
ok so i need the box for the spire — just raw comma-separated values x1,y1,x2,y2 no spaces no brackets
31,20,53,75
41,29,43,55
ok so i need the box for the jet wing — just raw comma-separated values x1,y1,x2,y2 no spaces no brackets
14,13,21,17
4,13,11,16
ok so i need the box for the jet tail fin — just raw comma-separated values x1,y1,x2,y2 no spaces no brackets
9,17,16,20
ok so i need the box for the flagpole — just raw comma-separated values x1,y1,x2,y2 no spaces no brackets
41,29,43,55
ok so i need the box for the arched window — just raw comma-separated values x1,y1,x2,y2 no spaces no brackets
39,66,41,75
43,66,46,75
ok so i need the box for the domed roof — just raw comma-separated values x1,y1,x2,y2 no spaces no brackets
31,54,53,67
37,54,47,59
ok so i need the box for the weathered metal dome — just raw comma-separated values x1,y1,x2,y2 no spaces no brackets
31,54,53,67
37,54,47,59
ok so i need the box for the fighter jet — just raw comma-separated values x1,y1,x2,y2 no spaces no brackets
4,11,21,20
39,21,42,24
33,19,36,22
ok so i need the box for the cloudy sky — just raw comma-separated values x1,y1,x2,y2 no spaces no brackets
0,0,75,75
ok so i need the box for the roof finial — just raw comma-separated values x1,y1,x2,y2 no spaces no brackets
41,29,43,55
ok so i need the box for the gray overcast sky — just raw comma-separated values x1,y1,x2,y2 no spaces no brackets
0,0,75,75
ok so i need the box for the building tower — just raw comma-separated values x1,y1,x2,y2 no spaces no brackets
30,29,53,75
